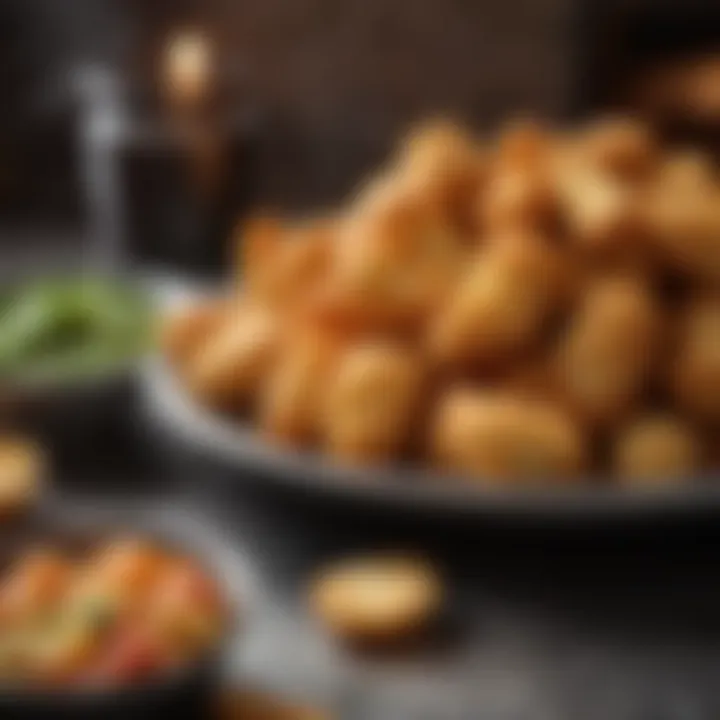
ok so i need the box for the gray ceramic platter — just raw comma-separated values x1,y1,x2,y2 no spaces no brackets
141,277,720,520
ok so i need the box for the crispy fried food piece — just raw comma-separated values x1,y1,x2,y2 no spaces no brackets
160,298,231,368
309,555,442,645
671,293,720,423
428,233,567,368
237,215,282,292
0,437,43,517
323,343,424,463
394,119,485,235
480,120,561,234
481,165,559,235
185,304,279,411
659,149,716,192
238,215,334,308
259,327,346,447
554,275,660,425
431,389,587,482
497,118,555,170
317,182,465,333
643,184,720,284
614,414,703,483
575,117,658,181
557,168,650,262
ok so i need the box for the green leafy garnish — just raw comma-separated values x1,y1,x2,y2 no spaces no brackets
0,277,153,384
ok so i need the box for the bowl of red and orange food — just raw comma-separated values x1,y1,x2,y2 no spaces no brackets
0,533,232,719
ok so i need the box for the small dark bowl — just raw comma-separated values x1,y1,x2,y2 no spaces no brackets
0,513,237,720
0,270,157,470
4,369,142,470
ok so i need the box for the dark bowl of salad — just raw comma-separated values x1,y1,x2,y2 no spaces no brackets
0,524,233,719
0,275,154,462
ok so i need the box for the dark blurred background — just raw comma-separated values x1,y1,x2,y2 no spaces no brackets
0,0,718,265
0,3,718,715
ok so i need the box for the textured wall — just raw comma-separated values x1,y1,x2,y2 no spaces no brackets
1,0,581,217
204,0,578,208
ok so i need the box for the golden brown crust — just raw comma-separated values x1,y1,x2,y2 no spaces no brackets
238,215,335,310
322,343,425,463
160,299,232,368
431,389,587,482
427,233,567,369
670,294,720,424
309,555,442,645
553,276,661,426
614,414,703,483
0,437,44,518
184,304,280,411
643,186,720,285
259,327,346,447
575,117,658,181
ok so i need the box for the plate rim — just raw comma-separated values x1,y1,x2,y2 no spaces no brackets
142,276,720,519
141,354,720,519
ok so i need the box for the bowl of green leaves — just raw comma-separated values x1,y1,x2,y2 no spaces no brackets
0,276,152,387
0,275,154,457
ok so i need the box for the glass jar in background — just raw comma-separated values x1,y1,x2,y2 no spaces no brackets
75,62,260,280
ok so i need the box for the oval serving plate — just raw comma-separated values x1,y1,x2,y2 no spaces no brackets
141,278,720,520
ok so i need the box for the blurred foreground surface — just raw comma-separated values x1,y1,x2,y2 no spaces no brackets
46,425,720,719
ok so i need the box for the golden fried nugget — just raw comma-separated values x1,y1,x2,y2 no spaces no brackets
428,233,566,368
323,343,424,463
309,555,442,644
323,184,465,332
399,119,478,171
0,437,43,517
238,215,283,292
558,169,649,259
614,414,702,483
496,118,555,171
259,328,346,446
660,150,716,192
185,304,279,410
161,298,232,368
671,294,720,423
554,276,660,425
431,389,587,481
480,120,561,234
395,119,484,234
481,166,559,235
239,215,334,308
643,187,720,284
577,117,657,180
